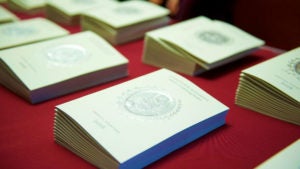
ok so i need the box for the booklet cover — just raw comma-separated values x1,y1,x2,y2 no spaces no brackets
0,17,69,50
7,0,46,14
143,16,265,75
0,31,128,103
0,6,19,24
255,139,300,169
81,0,170,45
54,68,229,169
235,47,300,125
46,0,117,25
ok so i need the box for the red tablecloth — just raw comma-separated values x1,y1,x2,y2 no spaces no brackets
1,7,300,169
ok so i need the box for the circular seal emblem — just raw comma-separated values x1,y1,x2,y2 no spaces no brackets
294,61,300,75
1,26,35,37
287,58,300,81
119,87,180,120
46,44,88,67
198,31,231,45
114,6,140,15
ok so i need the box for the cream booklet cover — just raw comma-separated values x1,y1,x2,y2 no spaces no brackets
241,47,300,102
81,0,170,44
0,6,18,23
235,47,300,125
47,0,117,15
0,17,69,49
143,16,265,75
0,31,128,103
83,0,169,28
54,69,229,169
7,0,47,13
255,139,300,169
46,0,117,25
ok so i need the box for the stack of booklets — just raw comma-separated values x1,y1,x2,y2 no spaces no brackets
0,6,19,24
235,47,300,125
54,68,229,169
81,0,170,45
0,31,129,103
46,0,117,25
7,0,47,14
0,17,69,50
142,16,265,76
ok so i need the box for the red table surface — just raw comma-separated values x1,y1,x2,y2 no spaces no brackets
1,7,300,169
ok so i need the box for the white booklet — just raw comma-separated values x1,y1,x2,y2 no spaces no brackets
255,139,300,169
7,0,47,13
47,0,117,16
54,68,229,169
242,47,300,102
143,16,265,75
81,0,170,44
0,31,128,103
83,0,169,28
0,17,69,49
235,46,300,125
0,6,19,23
46,0,117,25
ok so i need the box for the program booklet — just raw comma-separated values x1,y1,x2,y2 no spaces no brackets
255,139,300,169
7,0,46,14
0,17,69,50
235,47,300,125
46,0,117,25
81,0,170,45
0,31,128,104
54,68,229,169
142,16,265,76
0,6,19,24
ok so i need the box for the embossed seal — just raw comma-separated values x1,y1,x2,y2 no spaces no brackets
294,61,300,75
46,44,88,67
198,31,230,45
119,87,180,120
287,58,300,80
114,6,140,15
